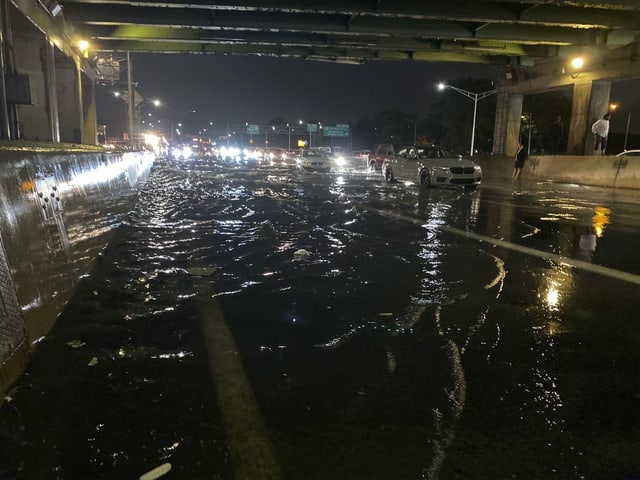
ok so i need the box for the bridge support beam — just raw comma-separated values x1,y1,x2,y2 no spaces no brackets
2,0,97,145
493,41,639,156
582,81,611,154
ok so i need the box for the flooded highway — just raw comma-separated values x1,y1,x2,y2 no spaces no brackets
1,156,639,480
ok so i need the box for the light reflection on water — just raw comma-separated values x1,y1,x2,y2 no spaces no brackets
0,158,638,479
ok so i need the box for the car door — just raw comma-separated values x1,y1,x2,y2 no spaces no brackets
390,146,419,181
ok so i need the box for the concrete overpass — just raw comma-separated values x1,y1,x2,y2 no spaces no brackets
1,0,640,152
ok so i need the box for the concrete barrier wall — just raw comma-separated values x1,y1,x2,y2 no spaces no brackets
476,154,640,189
0,149,154,394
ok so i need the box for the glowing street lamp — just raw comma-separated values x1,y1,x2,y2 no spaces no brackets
571,57,584,70
137,99,160,124
437,83,497,156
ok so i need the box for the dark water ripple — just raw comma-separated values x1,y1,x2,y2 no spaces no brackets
1,158,638,479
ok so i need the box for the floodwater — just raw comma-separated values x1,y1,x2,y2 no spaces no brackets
1,156,639,479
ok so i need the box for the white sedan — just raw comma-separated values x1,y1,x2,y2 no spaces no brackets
382,145,482,189
295,149,331,171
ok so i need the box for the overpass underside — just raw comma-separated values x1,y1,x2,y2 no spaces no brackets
494,41,640,156
1,0,640,152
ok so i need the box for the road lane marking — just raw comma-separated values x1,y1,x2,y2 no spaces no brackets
368,207,640,286
198,292,282,480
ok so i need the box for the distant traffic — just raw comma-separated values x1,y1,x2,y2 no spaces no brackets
167,139,483,190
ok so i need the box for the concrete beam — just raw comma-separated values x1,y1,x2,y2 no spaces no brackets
567,81,593,155
506,94,524,156
9,0,94,78
584,81,611,154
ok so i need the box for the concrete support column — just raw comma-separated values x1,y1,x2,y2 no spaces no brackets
55,60,80,143
13,27,52,141
1,0,18,140
567,80,610,155
492,83,509,154
126,51,134,145
75,58,84,144
566,81,591,155
505,93,524,156
44,36,60,143
585,81,611,154
0,0,11,140
81,73,96,145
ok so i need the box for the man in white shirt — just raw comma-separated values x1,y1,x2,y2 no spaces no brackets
591,113,611,155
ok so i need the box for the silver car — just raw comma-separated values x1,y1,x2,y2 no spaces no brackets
295,149,331,171
382,145,482,189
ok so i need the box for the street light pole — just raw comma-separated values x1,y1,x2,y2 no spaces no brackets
437,83,497,156
137,99,160,131
406,119,417,144
173,109,196,143
526,113,532,155
126,52,134,146
624,112,631,151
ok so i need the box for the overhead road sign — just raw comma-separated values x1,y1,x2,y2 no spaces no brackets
323,124,350,137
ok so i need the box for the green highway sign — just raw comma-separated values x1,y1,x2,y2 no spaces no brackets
323,124,350,137
247,124,259,135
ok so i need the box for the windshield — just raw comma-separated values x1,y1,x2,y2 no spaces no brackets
417,147,455,159
302,150,322,157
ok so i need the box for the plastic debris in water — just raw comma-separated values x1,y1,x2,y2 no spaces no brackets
386,351,397,374
66,340,86,348
88,357,98,367
186,266,217,277
139,463,172,480
293,248,311,258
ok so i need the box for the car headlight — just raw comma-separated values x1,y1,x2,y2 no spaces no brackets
432,166,450,173
474,165,482,171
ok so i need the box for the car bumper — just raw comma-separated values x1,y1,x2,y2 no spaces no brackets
299,162,330,170
433,173,482,186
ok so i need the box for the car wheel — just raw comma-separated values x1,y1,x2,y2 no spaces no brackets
420,169,431,188
385,167,394,182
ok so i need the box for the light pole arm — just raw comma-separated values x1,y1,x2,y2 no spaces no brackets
439,84,498,156
444,85,497,101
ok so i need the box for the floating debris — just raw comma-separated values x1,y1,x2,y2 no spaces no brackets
293,248,311,259
387,351,397,374
139,463,172,480
66,340,86,349
88,357,99,367
186,266,217,277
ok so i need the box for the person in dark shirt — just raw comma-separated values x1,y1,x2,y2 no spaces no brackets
550,115,564,154
512,141,527,180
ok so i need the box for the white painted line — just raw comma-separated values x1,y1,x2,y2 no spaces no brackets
368,207,640,286
199,294,282,479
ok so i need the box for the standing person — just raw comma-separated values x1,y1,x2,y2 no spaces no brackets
591,113,611,155
550,115,564,154
512,141,527,180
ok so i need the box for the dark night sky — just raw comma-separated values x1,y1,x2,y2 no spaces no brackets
96,53,640,139
97,53,504,135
